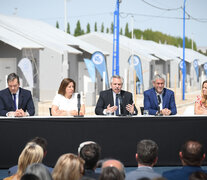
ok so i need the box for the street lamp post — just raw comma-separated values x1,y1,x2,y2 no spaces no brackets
182,0,186,100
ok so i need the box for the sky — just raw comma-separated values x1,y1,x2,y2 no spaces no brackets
1,0,207,47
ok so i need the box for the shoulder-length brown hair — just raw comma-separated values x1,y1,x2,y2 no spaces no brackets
58,78,76,96
201,80,207,106
52,153,84,180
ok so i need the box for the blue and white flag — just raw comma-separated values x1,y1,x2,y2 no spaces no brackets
91,51,109,86
193,59,199,81
179,60,186,71
84,58,96,83
204,63,207,78
128,55,143,84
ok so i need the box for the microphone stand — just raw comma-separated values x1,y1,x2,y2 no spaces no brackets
74,94,84,117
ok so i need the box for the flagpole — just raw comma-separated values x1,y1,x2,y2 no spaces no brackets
182,0,186,100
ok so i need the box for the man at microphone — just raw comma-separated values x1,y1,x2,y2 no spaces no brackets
144,74,177,115
95,75,138,116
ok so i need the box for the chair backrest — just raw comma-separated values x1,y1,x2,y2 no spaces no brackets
49,108,52,116
140,107,144,115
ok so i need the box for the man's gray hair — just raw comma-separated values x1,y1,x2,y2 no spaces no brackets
110,75,124,84
7,73,20,84
152,74,165,82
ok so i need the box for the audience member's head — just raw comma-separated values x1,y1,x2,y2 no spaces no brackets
30,137,48,157
17,143,44,179
102,159,125,178
179,140,205,166
20,174,40,180
99,166,124,180
24,163,52,180
52,153,85,180
189,171,207,180
136,139,158,167
78,141,101,170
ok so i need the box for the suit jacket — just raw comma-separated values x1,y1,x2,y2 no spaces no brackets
126,166,162,180
144,88,177,115
162,166,207,180
0,87,35,116
95,89,138,115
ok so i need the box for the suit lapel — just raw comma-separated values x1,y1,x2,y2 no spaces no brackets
18,88,23,109
162,88,166,108
109,89,114,106
152,88,158,107
6,88,15,110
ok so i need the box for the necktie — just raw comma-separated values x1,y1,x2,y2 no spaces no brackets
157,95,161,105
115,94,119,115
13,94,17,110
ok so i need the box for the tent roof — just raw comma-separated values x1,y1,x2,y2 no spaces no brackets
0,14,109,55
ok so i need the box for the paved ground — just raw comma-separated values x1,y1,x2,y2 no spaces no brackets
38,89,200,116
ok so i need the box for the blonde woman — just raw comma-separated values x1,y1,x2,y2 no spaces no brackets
51,78,85,116
4,143,44,180
195,80,207,115
52,153,85,180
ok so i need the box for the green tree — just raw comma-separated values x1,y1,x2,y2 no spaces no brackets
67,22,70,34
101,23,104,33
120,28,123,35
125,23,130,37
110,22,114,33
94,22,97,32
106,28,109,33
74,20,83,36
56,21,59,29
86,23,90,33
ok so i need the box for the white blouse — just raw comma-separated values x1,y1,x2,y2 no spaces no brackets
52,93,83,111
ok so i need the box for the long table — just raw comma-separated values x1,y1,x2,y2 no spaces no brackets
0,115,207,168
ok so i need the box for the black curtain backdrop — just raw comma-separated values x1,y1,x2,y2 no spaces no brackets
0,116,207,168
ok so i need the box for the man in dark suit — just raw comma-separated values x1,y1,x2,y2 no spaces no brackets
163,140,207,180
144,74,177,115
95,75,138,115
126,139,162,180
0,73,35,117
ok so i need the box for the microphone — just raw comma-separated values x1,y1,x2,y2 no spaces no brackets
118,94,123,116
77,93,81,116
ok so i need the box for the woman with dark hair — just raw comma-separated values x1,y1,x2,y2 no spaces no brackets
195,80,207,115
51,78,85,116
23,163,52,180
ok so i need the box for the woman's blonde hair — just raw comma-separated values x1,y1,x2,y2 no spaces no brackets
201,80,207,106
16,143,44,179
52,153,85,180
